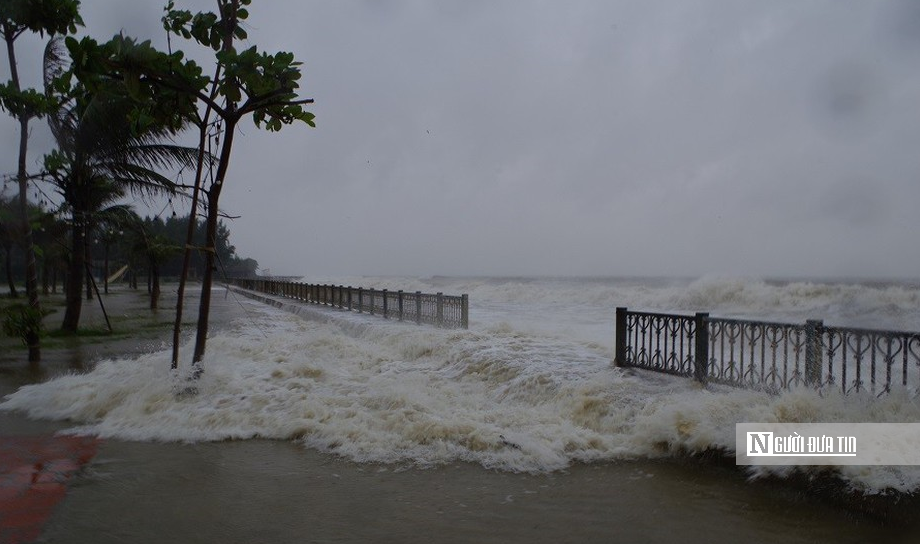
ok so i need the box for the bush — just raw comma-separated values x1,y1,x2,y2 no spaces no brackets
3,303,47,347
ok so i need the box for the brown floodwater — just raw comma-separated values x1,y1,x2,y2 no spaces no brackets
4,430,915,544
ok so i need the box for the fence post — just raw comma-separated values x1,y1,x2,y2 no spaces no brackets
805,319,823,387
461,294,469,329
369,289,375,315
398,291,404,321
357,288,363,312
383,289,389,319
347,287,353,311
694,312,710,384
416,292,422,324
436,292,444,327
615,307,628,367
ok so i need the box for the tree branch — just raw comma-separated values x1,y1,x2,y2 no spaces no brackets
238,94,314,117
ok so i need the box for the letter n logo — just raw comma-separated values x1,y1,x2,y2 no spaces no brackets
747,432,773,456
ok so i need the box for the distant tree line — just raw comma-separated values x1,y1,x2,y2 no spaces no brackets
0,198,259,296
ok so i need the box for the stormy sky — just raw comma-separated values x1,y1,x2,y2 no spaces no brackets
2,1,920,279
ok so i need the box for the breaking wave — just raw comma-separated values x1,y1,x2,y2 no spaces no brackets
299,275,920,331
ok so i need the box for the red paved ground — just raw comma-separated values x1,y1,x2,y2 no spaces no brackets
0,436,98,544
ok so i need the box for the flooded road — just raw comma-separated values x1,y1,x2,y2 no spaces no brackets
17,434,914,544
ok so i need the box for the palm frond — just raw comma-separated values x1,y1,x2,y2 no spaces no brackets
43,37,68,92
103,166,179,197
99,143,203,173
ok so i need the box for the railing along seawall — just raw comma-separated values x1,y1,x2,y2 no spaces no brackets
614,307,920,397
228,278,469,329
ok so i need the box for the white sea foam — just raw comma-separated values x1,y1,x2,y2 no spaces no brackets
3,277,920,493
299,275,920,329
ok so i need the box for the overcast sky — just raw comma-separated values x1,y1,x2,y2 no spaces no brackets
2,0,920,279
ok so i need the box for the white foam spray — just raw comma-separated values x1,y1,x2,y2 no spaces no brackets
3,276,920,493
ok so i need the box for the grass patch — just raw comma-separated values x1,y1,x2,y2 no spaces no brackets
2,289,169,353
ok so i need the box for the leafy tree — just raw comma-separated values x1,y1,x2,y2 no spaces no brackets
161,0,314,372
0,0,82,362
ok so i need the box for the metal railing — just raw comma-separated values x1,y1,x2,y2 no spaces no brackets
227,278,469,329
614,307,920,397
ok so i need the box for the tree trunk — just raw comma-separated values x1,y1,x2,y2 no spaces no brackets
28,346,40,366
6,33,42,360
172,62,223,370
17,116,40,310
150,260,160,310
192,190,219,366
103,243,109,294
61,217,84,333
192,117,236,368
3,243,17,297
41,256,49,296
84,232,93,301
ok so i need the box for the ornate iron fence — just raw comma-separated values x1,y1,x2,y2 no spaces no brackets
614,307,920,397
227,278,469,329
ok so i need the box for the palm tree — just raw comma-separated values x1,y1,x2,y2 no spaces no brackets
43,40,198,332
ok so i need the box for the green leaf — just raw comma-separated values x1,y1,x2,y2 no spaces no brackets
299,111,316,127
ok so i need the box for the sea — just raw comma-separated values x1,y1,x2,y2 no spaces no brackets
4,275,920,495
